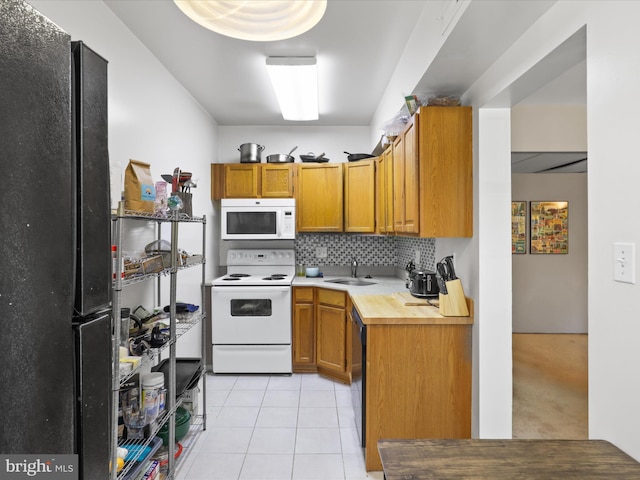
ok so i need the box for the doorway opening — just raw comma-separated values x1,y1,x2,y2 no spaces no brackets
510,54,588,439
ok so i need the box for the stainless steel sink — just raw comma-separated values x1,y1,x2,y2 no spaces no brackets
324,278,376,286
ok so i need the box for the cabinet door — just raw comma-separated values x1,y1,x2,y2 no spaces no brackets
316,288,347,377
224,164,260,197
418,106,473,237
316,303,347,374
376,147,394,234
393,136,405,232
375,157,385,234
384,147,395,232
296,164,343,232
393,115,419,235
344,159,375,233
293,287,316,372
403,116,420,234
211,164,225,200
262,164,294,198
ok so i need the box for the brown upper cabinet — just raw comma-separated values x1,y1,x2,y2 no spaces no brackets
296,163,343,232
393,114,420,235
210,163,294,200
376,148,394,234
344,159,376,233
391,106,472,238
211,106,471,237
418,106,472,237
261,163,295,197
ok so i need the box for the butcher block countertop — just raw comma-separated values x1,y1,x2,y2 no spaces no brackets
351,293,474,325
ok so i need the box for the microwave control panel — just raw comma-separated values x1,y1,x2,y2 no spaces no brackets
282,209,295,237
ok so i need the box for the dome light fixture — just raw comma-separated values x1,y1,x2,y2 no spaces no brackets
173,0,327,42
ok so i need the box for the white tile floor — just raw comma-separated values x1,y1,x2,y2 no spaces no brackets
175,373,384,480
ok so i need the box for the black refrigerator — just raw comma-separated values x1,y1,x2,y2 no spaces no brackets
0,2,112,478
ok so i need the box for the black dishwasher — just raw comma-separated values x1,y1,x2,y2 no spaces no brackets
350,306,366,447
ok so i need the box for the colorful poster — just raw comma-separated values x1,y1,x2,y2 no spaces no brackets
530,201,568,254
512,201,527,254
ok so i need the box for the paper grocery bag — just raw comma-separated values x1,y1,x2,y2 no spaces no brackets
124,159,156,213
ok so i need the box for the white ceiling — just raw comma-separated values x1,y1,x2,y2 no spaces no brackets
104,0,587,170
104,0,427,126
511,151,587,173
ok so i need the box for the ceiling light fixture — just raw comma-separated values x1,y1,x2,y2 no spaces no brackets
266,57,318,121
173,0,327,42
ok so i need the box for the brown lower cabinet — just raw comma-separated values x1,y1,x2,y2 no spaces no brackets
293,288,472,472
292,286,352,384
351,295,474,472
364,322,472,470
292,287,316,372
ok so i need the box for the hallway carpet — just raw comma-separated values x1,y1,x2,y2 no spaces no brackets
512,333,588,439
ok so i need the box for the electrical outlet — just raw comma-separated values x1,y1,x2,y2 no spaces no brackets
414,250,420,264
614,242,636,284
315,246,328,258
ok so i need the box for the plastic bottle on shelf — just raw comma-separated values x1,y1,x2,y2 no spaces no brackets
141,372,165,426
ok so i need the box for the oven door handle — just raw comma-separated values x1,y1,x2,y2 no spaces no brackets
212,285,291,294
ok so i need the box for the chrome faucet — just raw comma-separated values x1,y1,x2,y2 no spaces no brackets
351,257,358,278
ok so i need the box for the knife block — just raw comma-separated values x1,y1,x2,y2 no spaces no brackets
439,279,469,316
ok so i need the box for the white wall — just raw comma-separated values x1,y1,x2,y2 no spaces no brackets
512,104,587,151
216,125,372,265
477,108,513,438
462,0,640,460
217,125,371,165
585,1,640,455
512,174,588,333
29,0,219,356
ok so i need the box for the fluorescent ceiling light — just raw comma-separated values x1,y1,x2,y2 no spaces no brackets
266,57,318,121
173,0,327,42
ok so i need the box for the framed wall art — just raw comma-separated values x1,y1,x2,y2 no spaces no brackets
530,201,568,254
511,201,527,254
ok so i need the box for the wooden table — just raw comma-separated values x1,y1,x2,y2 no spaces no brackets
378,439,640,479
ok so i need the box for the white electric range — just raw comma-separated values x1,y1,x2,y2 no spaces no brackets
211,249,294,373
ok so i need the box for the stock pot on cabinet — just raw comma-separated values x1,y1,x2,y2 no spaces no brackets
238,143,264,163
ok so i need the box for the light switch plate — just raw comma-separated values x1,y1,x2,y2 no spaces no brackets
315,246,327,258
614,242,636,284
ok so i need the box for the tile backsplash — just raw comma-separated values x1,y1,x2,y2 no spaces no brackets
395,236,437,271
294,234,435,271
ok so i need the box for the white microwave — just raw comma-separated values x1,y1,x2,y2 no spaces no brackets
221,198,296,240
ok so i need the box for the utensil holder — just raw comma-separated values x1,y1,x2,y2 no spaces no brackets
174,192,192,217
439,279,469,316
